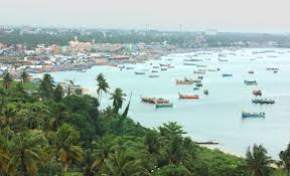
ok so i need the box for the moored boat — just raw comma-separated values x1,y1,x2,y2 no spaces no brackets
248,71,254,74
252,98,275,104
222,73,233,77
135,71,146,75
242,112,265,118
149,74,159,78
244,80,257,86
155,103,173,109
252,90,262,96
176,78,195,85
203,89,209,95
179,93,199,100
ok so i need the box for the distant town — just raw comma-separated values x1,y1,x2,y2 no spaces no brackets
1,25,290,79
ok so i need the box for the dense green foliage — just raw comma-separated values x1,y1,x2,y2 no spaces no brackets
0,72,290,176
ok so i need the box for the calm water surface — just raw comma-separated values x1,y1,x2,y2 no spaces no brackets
35,48,290,158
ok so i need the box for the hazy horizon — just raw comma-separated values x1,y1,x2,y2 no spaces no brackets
1,0,290,33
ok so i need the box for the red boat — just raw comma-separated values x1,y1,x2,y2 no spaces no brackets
253,90,262,96
178,93,199,100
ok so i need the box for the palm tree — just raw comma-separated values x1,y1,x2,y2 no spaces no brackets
55,123,83,172
20,70,29,84
103,150,144,176
38,74,55,99
245,144,273,176
110,88,126,113
96,73,109,104
144,130,160,155
159,122,186,139
2,71,13,90
0,133,11,175
279,143,290,176
10,129,48,176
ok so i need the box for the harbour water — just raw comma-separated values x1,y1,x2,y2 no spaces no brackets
35,48,290,158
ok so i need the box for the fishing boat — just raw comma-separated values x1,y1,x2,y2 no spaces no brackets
252,90,262,96
197,76,203,80
203,89,209,95
193,70,206,75
126,66,134,70
273,70,278,74
135,71,146,75
152,66,159,69
248,71,254,74
184,58,203,62
176,78,195,85
161,68,167,71
179,93,199,100
193,87,200,91
252,98,275,105
141,97,156,104
184,62,197,66
244,80,257,86
222,73,233,77
196,83,203,87
196,64,207,68
218,58,229,62
149,74,159,78
159,63,170,67
155,103,173,109
266,67,279,71
242,112,265,118
151,70,158,73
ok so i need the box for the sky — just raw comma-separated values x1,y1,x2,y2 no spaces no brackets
0,0,290,33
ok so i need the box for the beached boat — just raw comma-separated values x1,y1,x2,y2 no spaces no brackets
155,103,173,109
179,93,199,100
242,112,265,118
176,78,195,85
222,73,233,77
252,90,262,96
244,80,257,86
252,98,275,105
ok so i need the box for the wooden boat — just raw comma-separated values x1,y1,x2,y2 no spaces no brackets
149,75,159,78
252,90,262,96
242,112,265,118
161,68,167,71
141,97,156,104
126,66,134,70
273,70,278,74
218,58,229,62
252,98,275,105
152,66,159,69
197,76,203,80
266,67,279,71
222,73,233,77
193,87,200,91
183,58,203,62
151,70,158,73
155,103,173,109
195,83,203,87
141,97,169,104
203,89,209,95
135,71,146,75
179,93,199,100
244,80,257,86
248,71,254,74
193,71,206,75
159,64,170,67
196,64,207,68
184,62,197,66
176,78,195,85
